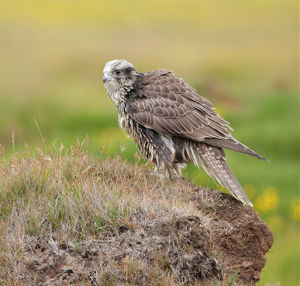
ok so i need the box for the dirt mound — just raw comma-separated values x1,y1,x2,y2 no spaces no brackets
0,148,273,285
19,187,273,285
196,188,274,283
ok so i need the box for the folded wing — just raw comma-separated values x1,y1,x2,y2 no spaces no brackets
126,70,266,161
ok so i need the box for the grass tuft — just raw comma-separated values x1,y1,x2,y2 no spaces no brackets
0,141,275,285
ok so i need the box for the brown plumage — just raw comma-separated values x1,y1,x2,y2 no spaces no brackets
103,59,267,207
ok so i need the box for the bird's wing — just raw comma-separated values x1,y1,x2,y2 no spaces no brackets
126,69,231,142
127,70,267,161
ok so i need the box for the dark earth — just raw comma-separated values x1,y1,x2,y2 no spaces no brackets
19,187,273,285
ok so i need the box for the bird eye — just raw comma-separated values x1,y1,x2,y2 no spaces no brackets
114,70,121,75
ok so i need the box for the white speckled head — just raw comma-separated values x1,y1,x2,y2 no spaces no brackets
102,59,138,105
103,59,134,76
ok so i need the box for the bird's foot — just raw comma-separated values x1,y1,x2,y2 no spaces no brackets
150,172,166,179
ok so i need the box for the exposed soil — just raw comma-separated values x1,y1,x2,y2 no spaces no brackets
194,188,274,283
17,187,273,285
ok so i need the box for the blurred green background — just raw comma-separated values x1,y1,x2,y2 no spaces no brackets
0,1,299,284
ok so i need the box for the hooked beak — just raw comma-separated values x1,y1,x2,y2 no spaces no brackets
103,73,113,83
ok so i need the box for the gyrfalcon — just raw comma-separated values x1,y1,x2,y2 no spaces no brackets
102,59,267,206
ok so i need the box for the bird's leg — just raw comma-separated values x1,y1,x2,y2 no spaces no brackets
150,165,166,179
171,163,186,178
150,171,166,179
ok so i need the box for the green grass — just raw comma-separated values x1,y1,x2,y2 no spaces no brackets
0,143,275,285
0,1,299,284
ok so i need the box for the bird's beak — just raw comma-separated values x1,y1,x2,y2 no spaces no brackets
103,73,113,83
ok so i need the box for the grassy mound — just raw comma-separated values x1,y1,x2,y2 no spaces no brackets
0,143,273,285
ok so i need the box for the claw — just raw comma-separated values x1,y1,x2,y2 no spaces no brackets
150,172,165,179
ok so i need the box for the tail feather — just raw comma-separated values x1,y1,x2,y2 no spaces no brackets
194,143,253,206
204,137,268,162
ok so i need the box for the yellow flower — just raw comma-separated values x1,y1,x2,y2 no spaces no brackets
291,197,300,222
255,187,278,213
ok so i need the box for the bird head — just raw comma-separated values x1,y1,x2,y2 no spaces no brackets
103,59,139,97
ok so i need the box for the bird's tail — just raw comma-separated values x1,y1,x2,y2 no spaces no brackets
185,142,253,206
204,137,268,162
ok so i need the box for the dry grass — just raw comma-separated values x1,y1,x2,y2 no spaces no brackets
0,141,273,285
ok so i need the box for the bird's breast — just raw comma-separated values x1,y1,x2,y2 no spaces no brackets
117,104,135,135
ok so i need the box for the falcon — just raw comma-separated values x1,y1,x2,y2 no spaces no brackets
102,59,267,206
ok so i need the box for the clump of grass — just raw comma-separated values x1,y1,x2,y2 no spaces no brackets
0,141,273,285
1,143,139,239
